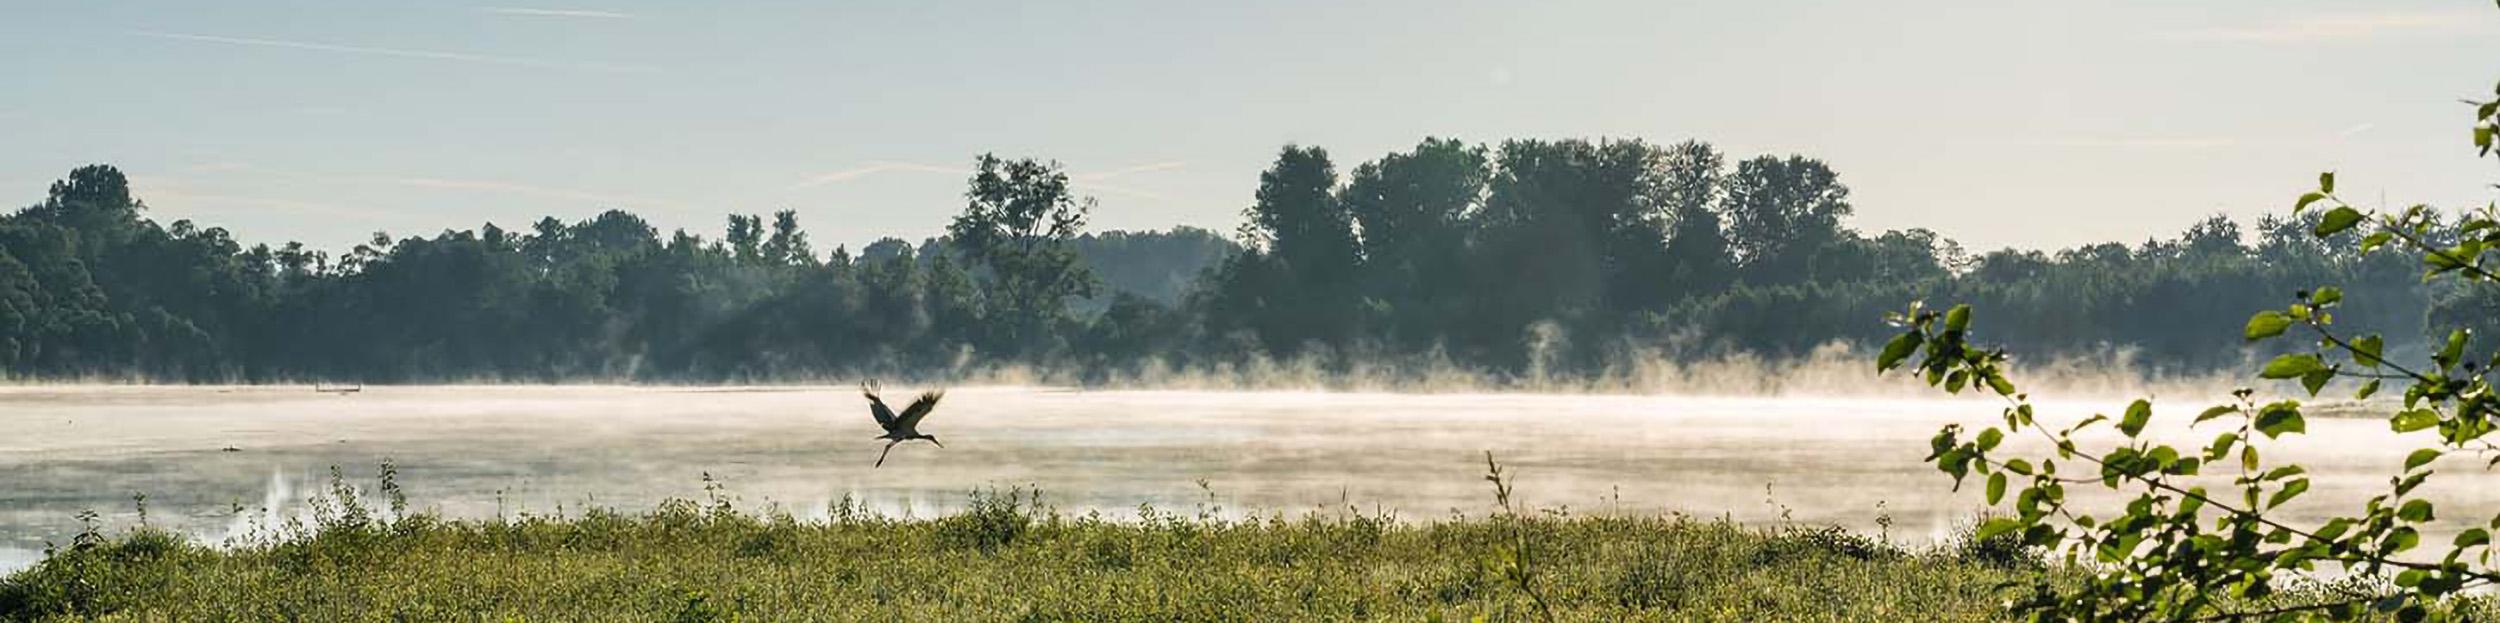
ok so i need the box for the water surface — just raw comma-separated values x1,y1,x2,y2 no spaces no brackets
1,385,2488,573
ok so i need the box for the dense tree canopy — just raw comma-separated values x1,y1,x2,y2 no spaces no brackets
0,139,2465,383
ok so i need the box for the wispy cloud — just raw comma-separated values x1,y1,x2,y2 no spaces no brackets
124,30,655,74
2337,122,2376,138
2022,136,2237,149
146,188,398,218
480,7,638,20
786,162,969,191
386,176,695,209
787,159,1184,201
1073,182,1173,201
169,163,697,211
2159,10,2492,43
1073,161,1186,181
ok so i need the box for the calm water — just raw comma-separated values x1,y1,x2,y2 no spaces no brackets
0,385,2488,573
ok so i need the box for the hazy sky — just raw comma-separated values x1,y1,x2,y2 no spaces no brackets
4,1,2495,254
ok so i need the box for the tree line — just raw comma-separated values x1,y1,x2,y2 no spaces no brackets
0,138,2482,383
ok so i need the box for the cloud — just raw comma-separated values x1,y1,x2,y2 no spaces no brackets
787,159,1184,201
385,176,697,210
480,7,638,20
2021,137,2236,149
1073,161,1186,181
2159,10,2492,43
1072,182,1173,201
786,162,969,191
166,163,697,211
124,30,655,74
145,189,396,218
2337,123,2376,138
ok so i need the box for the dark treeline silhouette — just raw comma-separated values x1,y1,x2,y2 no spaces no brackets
0,138,2482,383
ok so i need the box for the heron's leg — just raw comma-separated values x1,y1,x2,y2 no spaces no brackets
874,440,899,468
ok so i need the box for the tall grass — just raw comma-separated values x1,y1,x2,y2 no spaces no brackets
0,464,2446,622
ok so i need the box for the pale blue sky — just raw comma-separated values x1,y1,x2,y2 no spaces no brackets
3,1,2495,254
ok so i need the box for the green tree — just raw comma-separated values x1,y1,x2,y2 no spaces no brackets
1722,155,1851,285
947,154,1098,355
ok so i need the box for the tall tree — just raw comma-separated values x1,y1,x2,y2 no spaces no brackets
1721,155,1851,285
1342,137,1489,347
1659,140,1735,297
947,154,1098,355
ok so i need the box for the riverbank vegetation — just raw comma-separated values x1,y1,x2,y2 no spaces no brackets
9,475,2491,623
1,137,2475,384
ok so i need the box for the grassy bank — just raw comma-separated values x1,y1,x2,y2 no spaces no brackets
0,481,2469,622
0,478,2051,623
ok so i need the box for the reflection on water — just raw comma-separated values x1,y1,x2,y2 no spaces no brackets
1,384,2492,574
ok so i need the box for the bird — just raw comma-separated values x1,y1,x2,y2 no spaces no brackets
860,381,946,468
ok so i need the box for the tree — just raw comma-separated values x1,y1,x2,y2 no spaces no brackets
763,209,815,267
1208,145,1367,354
1880,54,2500,621
1242,145,1361,281
1343,138,1489,347
1659,140,1736,297
1721,155,1851,285
947,154,1098,355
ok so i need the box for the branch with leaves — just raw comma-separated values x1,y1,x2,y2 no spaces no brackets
1875,72,2500,623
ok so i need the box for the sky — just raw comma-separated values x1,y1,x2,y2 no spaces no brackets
3,1,2496,254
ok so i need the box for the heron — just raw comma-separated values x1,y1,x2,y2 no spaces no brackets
861,381,946,468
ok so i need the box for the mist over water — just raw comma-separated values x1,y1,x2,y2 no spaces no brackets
1,382,2485,574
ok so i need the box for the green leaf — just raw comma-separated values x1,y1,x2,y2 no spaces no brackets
2355,379,2381,400
1977,427,2004,451
1944,304,1971,332
2457,528,2490,548
2255,403,2306,439
1986,472,2008,504
2406,449,2441,471
2194,405,2238,424
2319,171,2336,194
2118,400,2152,437
2393,409,2441,433
1985,374,2016,396
2300,367,2333,396
2261,354,2324,379
2310,286,2342,305
2435,329,2470,370
2315,207,2364,237
1976,518,2021,540
2296,191,2327,213
2243,311,2290,340
2351,335,2384,367
2268,478,2310,509
2399,499,2435,522
2361,231,2394,253
1877,331,1922,373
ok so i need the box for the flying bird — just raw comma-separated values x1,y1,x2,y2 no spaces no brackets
861,381,946,468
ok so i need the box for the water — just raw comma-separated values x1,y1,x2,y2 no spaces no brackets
1,384,2491,574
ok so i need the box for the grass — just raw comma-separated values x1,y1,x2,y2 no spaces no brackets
0,466,2471,622
0,465,2056,623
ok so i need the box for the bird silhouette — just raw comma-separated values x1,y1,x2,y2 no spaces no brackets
861,381,946,468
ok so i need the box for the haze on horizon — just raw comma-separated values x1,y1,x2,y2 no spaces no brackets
3,0,2495,254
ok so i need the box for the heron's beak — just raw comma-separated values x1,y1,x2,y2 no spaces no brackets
928,438,945,448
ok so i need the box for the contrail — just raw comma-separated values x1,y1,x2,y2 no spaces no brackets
124,30,656,74
480,7,637,19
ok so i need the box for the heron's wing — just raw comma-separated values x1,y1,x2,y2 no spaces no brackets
864,389,898,430
896,390,945,429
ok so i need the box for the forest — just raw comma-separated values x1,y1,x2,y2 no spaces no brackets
0,138,2486,383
